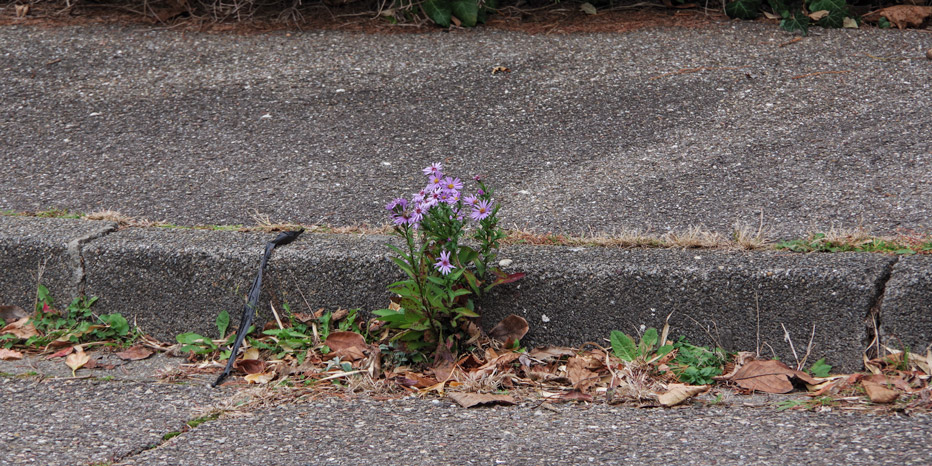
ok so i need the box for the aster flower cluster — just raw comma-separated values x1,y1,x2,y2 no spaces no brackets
386,162,492,230
386,162,497,276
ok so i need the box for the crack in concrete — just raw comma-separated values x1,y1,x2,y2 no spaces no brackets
66,222,117,297
864,255,899,361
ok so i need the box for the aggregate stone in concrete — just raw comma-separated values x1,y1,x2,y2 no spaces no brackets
117,397,932,466
0,216,115,312
82,227,404,340
483,246,896,372
879,255,932,354
0,377,220,466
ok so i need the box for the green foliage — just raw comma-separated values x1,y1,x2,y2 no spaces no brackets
216,310,230,339
878,16,890,29
420,0,496,27
725,0,762,20
19,285,134,348
780,8,810,35
669,337,725,385
808,358,832,377
609,328,673,363
776,233,922,255
176,332,218,355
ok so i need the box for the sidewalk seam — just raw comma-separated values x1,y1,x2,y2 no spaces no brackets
66,222,117,297
865,255,899,359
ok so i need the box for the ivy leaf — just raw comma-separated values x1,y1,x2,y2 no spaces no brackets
422,0,452,27
610,330,638,362
808,358,833,377
780,10,810,35
451,0,479,27
98,313,129,336
725,0,762,20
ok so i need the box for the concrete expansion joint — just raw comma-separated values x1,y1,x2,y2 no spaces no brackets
66,222,118,297
865,255,899,359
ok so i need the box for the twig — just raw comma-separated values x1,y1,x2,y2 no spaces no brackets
791,70,850,80
650,66,740,80
778,37,803,47
270,302,284,330
781,323,800,369
797,323,816,371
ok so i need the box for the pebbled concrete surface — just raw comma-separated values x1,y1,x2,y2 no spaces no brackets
1,24,931,238
118,396,932,466
0,215,115,312
879,255,932,354
0,376,220,466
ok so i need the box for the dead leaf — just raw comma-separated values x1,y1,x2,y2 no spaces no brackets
15,4,29,17
0,348,23,360
45,346,74,360
862,380,899,403
808,10,830,20
115,345,153,361
0,305,28,322
332,346,366,362
488,315,528,343
657,384,709,407
448,392,516,408
863,5,932,29
580,2,597,15
732,359,817,394
244,371,275,384
65,347,90,375
1,318,39,339
842,16,858,28
527,346,575,362
324,331,367,352
556,390,593,403
403,371,440,389
566,356,598,391
473,352,521,377
243,347,260,360
330,308,349,322
234,359,267,375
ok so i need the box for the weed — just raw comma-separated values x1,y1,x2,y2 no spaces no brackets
186,412,220,428
609,328,673,363
669,337,725,385
161,431,181,441
16,285,135,348
807,358,832,377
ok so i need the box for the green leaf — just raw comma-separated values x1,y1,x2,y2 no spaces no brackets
725,0,761,20
427,276,447,286
807,0,844,13
176,332,211,345
640,327,659,354
216,310,230,338
422,0,452,27
458,246,478,265
99,313,129,336
656,344,674,358
780,10,809,35
451,0,479,26
610,330,638,362
453,307,479,318
390,257,416,280
808,358,833,377
878,16,890,29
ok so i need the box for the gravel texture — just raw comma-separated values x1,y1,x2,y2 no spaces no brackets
119,396,932,466
1,24,930,238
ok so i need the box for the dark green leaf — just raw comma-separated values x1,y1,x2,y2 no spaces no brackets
780,10,809,35
451,0,479,26
808,358,833,377
99,314,129,336
422,0,452,27
725,0,762,20
216,310,230,338
610,330,638,362
640,327,659,353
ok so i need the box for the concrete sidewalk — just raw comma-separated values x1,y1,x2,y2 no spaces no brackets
2,214,930,372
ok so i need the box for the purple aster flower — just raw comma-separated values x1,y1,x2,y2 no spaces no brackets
445,191,460,205
434,250,455,275
411,204,426,223
422,162,443,177
426,174,443,190
386,198,408,211
473,174,482,182
463,195,479,206
471,199,493,221
442,176,463,192
392,211,412,226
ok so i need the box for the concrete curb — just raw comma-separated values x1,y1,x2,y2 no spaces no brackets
2,216,929,372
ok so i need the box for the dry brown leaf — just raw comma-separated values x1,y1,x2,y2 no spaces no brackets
808,10,830,20
488,315,529,343
324,331,367,352
115,345,153,361
244,371,275,384
566,356,598,391
65,347,90,375
332,346,366,362
45,346,74,360
527,346,576,362
733,359,817,394
1,318,39,339
448,392,516,408
862,380,899,403
234,359,267,375
0,348,23,361
556,390,593,403
863,5,932,29
0,305,28,322
243,347,260,360
657,384,709,407
403,371,439,389
473,352,521,377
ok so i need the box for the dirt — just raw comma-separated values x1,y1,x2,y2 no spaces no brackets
0,0,734,34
